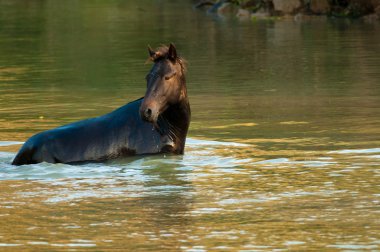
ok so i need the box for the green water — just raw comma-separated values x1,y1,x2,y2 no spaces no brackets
0,1,379,251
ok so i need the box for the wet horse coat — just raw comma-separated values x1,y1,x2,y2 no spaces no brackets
12,44,190,165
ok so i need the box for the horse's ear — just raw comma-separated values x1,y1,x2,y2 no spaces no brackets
148,45,155,57
168,43,177,61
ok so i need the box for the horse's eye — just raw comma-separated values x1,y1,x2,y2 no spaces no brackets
164,71,176,80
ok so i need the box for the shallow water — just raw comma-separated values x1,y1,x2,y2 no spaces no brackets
1,0,380,251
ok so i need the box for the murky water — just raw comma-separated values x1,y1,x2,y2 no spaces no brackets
1,1,380,251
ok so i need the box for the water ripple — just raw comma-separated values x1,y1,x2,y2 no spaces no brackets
0,138,253,181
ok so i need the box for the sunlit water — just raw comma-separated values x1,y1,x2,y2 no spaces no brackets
1,0,380,251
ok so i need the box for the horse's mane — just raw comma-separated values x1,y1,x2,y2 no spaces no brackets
147,45,187,74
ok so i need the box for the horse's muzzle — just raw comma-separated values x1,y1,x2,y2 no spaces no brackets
142,108,152,121
140,105,158,124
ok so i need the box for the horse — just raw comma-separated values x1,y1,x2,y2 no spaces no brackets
12,43,190,165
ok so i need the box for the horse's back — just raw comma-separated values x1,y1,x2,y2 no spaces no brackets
12,99,144,165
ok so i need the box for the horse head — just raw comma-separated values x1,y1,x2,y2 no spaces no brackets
140,43,187,127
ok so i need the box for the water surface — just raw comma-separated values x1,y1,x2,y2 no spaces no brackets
0,1,379,251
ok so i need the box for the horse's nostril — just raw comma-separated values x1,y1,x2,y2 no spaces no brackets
145,108,152,118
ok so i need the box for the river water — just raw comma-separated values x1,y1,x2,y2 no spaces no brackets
0,1,379,251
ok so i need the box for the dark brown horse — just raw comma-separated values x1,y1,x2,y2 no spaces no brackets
12,44,190,165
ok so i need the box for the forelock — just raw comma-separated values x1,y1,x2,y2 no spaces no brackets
147,45,187,73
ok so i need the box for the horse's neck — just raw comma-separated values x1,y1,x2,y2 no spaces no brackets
161,98,190,152
164,99,190,134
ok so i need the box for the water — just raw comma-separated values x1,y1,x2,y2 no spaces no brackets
0,1,380,251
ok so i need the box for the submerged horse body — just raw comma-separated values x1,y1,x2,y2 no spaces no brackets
12,44,190,165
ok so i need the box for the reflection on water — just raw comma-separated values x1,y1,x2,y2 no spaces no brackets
1,139,379,250
0,0,380,251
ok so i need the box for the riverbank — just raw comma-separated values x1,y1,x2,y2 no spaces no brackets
194,0,380,22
